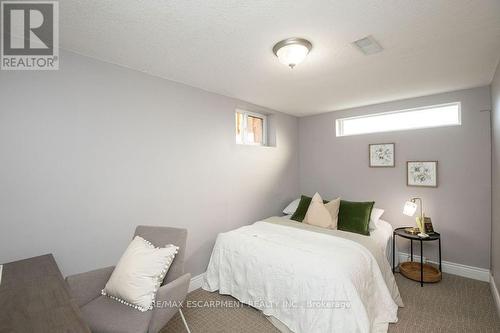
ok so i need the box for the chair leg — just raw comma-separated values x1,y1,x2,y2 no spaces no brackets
179,308,191,333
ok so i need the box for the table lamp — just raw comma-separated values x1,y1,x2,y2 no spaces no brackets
403,198,429,238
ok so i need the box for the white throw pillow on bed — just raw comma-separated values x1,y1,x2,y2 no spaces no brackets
370,208,385,230
303,193,340,229
102,236,178,311
283,198,300,215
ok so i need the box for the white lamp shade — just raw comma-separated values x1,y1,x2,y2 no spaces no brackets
403,201,417,216
276,44,310,68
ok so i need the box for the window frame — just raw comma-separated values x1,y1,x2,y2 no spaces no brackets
235,109,268,146
335,102,462,137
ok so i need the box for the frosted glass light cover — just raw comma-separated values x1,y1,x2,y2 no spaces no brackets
403,201,417,216
276,44,309,68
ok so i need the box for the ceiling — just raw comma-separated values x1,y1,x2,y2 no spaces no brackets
60,0,500,116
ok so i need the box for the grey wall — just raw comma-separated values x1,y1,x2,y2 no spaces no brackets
0,51,300,277
491,62,500,288
299,87,492,268
0,49,494,277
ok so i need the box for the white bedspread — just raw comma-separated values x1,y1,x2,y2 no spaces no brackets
203,217,403,333
370,219,395,265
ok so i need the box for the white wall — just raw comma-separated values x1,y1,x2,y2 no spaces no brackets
299,87,492,269
0,51,300,276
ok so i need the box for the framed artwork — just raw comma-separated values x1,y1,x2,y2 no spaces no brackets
407,161,438,187
369,143,395,167
423,217,435,234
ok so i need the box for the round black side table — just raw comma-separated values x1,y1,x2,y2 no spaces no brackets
392,227,441,287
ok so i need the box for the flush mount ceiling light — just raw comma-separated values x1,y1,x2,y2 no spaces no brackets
273,38,312,69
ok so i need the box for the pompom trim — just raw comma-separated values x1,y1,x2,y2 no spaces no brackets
102,237,179,312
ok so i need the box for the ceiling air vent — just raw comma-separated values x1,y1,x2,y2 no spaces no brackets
352,35,383,55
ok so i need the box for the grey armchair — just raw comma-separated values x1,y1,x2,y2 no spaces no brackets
66,226,191,333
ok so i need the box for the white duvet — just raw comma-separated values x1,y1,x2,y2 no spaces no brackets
203,217,403,333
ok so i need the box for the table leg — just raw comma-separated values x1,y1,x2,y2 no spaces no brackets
410,239,413,261
420,239,423,287
392,232,395,273
438,237,442,272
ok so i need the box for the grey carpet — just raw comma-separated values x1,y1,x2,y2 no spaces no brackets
162,273,500,333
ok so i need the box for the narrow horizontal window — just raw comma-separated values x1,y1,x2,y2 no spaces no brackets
235,109,268,145
335,102,461,137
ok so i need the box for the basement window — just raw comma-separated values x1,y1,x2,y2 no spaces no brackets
335,102,461,137
235,110,268,145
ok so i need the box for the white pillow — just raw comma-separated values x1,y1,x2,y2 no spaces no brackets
102,236,178,311
283,198,300,215
370,208,385,230
303,193,340,229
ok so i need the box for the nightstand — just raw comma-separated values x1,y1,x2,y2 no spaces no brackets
392,227,442,287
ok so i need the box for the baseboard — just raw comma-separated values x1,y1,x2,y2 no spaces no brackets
189,272,206,293
491,274,500,318
398,252,489,282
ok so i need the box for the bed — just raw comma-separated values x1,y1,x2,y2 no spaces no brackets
202,215,403,333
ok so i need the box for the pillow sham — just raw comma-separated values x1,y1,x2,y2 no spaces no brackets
369,208,385,230
337,200,374,236
283,198,300,215
291,195,329,222
102,236,178,311
325,197,341,228
303,193,340,229
290,195,313,222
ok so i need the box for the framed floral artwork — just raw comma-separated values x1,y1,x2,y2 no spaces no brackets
369,143,395,167
407,161,438,187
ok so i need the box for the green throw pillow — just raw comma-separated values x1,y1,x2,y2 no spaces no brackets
290,195,329,222
337,200,374,236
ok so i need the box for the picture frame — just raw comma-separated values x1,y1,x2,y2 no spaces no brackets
369,143,395,168
407,161,438,187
